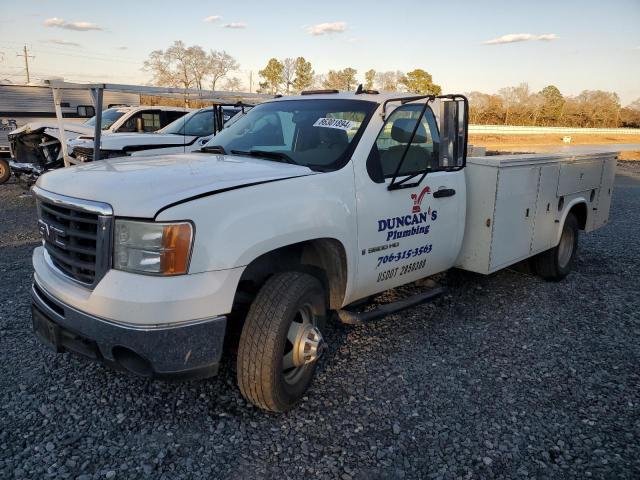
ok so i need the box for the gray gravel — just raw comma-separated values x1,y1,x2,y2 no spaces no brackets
1,164,639,480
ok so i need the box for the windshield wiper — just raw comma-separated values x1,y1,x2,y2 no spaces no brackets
200,145,226,154
230,149,298,165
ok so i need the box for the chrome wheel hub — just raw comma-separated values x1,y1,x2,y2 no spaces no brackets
293,324,323,367
282,305,324,385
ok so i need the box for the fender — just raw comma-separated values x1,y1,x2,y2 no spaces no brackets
155,168,360,297
554,197,588,245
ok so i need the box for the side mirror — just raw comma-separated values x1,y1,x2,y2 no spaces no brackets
438,97,468,168
135,117,144,132
77,105,95,118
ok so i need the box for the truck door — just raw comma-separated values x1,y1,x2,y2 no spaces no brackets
352,99,467,300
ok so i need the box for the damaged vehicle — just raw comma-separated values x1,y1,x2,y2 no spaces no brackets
1,82,140,185
67,104,249,161
7,106,190,184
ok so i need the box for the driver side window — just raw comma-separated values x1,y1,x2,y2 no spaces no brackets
367,104,440,182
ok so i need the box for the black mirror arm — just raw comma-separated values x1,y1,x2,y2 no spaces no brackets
388,99,433,191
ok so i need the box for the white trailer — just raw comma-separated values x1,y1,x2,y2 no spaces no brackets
28,90,617,412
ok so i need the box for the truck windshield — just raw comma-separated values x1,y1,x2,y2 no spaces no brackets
161,109,212,136
83,108,126,130
202,99,376,171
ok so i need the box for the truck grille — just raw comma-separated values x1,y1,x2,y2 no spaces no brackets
34,187,113,288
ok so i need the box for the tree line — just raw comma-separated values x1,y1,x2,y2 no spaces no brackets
143,41,640,128
469,84,640,128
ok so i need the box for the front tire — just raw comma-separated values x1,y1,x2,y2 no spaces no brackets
237,271,326,412
0,158,10,184
535,213,579,281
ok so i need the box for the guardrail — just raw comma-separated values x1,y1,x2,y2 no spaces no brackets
468,125,640,135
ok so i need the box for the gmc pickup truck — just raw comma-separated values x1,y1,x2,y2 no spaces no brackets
29,90,616,412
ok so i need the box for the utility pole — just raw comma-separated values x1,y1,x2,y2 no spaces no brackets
249,71,253,93
17,45,34,84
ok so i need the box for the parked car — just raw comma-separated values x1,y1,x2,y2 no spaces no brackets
29,90,616,412
8,106,191,183
67,105,248,161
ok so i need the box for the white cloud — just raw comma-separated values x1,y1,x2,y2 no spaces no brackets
48,39,81,47
203,15,221,22
64,21,102,31
307,21,348,36
483,33,559,45
222,22,246,29
116,46,128,50
44,17,103,31
44,17,65,26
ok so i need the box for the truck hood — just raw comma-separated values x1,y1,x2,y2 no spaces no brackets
10,121,93,139
70,133,198,150
36,153,317,217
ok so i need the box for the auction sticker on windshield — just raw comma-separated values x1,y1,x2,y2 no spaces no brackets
313,118,356,130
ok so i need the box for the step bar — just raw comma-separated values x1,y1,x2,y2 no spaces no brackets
337,286,445,325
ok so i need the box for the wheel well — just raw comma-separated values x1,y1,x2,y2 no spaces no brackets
235,238,348,310
568,202,587,230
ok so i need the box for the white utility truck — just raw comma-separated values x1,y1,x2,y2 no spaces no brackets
30,90,616,412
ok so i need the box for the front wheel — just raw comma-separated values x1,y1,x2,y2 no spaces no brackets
0,158,10,184
535,213,579,281
237,271,326,412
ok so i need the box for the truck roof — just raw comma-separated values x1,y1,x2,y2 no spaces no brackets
270,91,423,104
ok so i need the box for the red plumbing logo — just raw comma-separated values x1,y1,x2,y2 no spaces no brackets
411,186,431,213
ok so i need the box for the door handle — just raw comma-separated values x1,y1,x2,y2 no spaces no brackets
433,188,456,198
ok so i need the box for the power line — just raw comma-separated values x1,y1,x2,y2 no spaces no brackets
16,45,34,83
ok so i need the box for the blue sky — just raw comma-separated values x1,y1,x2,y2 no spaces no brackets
0,0,639,103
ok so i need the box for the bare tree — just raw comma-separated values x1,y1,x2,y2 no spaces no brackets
375,71,403,92
281,58,296,94
223,76,243,92
187,46,211,91
209,50,239,91
144,40,195,89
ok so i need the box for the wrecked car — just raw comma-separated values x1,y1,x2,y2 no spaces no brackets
7,106,190,183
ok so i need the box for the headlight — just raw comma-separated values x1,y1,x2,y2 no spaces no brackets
114,220,193,275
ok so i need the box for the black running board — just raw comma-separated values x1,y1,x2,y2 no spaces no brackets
336,287,445,325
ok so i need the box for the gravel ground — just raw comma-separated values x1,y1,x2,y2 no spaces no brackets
1,163,639,480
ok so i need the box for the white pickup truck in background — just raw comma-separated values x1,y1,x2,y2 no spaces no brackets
66,105,248,161
29,90,616,412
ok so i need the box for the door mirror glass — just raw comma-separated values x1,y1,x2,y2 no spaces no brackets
438,98,467,168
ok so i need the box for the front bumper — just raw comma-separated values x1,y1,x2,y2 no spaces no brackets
31,280,227,379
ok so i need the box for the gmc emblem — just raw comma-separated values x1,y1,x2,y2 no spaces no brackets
38,219,67,248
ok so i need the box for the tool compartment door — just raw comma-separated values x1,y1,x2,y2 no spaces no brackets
489,166,539,271
557,160,602,196
531,164,561,253
591,156,617,230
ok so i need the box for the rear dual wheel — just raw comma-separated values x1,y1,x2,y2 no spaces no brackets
237,271,326,412
535,213,579,281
